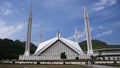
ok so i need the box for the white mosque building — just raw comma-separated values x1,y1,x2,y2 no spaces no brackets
19,6,93,60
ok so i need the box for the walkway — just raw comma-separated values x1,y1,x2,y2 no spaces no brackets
87,64,119,68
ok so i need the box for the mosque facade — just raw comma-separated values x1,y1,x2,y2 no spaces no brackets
19,6,93,60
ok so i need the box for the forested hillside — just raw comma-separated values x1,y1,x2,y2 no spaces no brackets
79,40,114,51
0,38,37,59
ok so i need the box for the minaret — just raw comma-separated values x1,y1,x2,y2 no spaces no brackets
24,5,32,56
40,24,42,43
84,6,93,55
75,26,79,43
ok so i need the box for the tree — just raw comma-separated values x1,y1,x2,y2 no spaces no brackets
90,56,96,64
0,38,37,59
91,56,96,61
117,57,119,60
60,52,67,60
108,57,110,60
60,52,67,64
102,57,105,61
75,57,79,60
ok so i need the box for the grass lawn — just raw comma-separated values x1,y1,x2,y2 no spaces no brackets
0,64,92,68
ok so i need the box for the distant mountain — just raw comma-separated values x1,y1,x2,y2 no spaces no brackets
0,38,37,59
79,40,113,51
109,45,120,48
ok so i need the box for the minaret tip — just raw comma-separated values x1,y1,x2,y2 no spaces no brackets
40,24,42,43
75,26,79,43
29,4,32,18
84,5,88,18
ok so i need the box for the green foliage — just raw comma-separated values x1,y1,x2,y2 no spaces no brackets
75,57,79,60
91,56,95,60
79,40,112,51
0,38,37,59
110,45,120,48
60,52,67,60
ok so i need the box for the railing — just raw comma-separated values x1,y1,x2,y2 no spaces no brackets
19,55,91,60
101,53,120,55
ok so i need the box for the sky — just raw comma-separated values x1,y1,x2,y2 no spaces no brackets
0,0,120,46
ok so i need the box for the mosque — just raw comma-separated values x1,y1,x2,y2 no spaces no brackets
19,6,94,60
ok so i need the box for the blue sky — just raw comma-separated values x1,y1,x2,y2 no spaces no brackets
0,0,120,46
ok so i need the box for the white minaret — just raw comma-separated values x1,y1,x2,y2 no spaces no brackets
84,6,93,55
40,24,42,43
75,26,79,43
24,5,32,56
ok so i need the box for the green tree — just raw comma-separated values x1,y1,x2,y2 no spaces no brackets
90,56,96,64
60,52,67,64
0,38,37,59
108,57,110,60
75,57,79,60
60,52,67,60
117,57,119,60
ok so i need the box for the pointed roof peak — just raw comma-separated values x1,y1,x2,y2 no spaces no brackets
56,30,61,38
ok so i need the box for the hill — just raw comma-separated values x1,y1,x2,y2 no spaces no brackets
109,45,120,48
0,38,37,59
79,40,112,51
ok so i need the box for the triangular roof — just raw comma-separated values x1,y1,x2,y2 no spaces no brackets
34,36,84,55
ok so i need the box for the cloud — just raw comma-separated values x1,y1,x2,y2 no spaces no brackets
68,29,86,42
93,6,105,11
0,2,17,15
0,19,24,39
40,0,75,8
39,0,82,18
98,26,104,29
96,30,113,37
67,26,94,42
92,0,117,11
41,0,66,8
